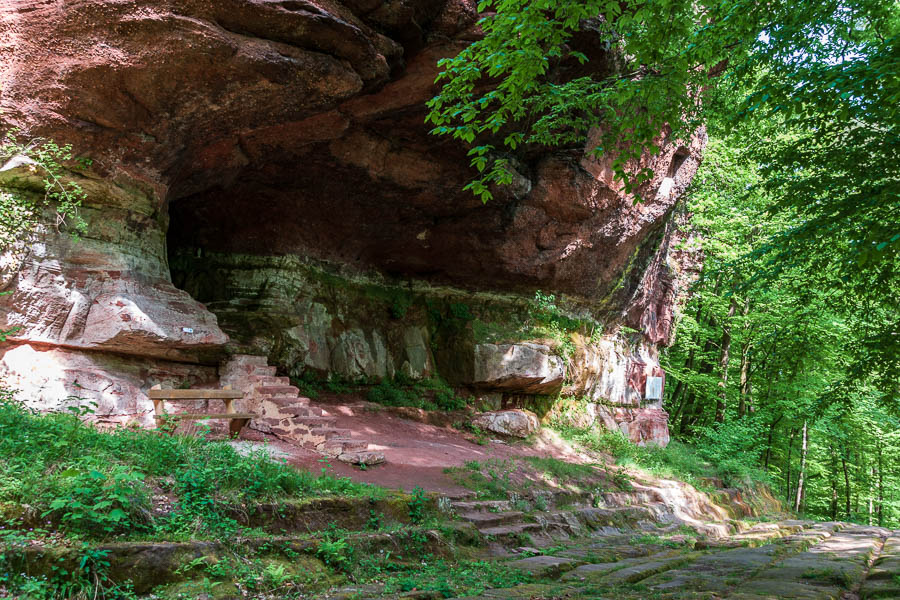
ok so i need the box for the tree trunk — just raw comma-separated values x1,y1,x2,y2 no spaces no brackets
738,297,752,417
679,391,696,435
869,466,875,526
786,427,796,501
877,442,884,526
763,415,783,471
668,349,695,426
794,421,808,513
841,449,851,520
715,298,738,423
829,445,838,521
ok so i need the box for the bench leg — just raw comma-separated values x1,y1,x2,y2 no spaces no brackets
229,417,250,438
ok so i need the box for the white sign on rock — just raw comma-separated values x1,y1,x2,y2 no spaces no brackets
645,376,663,400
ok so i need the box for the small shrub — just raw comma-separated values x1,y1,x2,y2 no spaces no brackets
408,486,427,524
316,537,351,569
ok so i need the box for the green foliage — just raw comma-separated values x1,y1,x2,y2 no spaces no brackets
665,133,899,524
315,536,351,570
366,377,469,411
407,486,427,524
0,393,379,541
378,559,532,598
388,292,413,319
0,131,89,248
43,466,150,536
0,541,137,600
520,456,602,483
551,421,767,490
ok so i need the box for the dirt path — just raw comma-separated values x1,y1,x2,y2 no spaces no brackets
241,397,589,495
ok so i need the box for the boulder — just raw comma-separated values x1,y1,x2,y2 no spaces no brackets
471,409,540,438
472,343,565,394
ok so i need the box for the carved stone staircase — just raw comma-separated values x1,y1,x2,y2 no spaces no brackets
221,355,384,465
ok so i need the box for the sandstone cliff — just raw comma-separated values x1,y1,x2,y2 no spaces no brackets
0,0,702,443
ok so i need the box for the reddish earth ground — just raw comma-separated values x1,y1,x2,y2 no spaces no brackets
240,395,591,496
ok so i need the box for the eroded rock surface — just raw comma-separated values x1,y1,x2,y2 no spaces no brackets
471,409,541,438
472,343,566,395
0,0,702,440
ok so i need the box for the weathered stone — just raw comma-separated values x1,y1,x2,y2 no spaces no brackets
472,343,565,394
471,409,540,438
338,451,386,465
401,327,433,379
0,343,216,427
0,0,703,444
505,555,579,577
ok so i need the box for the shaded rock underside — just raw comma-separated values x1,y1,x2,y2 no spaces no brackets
0,0,704,444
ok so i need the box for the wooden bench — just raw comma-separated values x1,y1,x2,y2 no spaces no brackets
148,385,254,437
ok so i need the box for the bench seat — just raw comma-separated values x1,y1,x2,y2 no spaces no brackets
149,385,254,437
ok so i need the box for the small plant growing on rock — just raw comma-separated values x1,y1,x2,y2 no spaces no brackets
408,485,427,524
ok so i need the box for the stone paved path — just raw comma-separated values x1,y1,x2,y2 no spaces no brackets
447,522,897,600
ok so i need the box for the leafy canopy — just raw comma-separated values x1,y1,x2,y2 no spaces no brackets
427,0,898,211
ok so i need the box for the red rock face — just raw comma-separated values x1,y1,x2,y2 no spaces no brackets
0,0,701,439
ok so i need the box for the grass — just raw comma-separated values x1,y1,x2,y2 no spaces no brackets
521,456,604,483
0,392,379,543
548,422,769,490
444,456,617,500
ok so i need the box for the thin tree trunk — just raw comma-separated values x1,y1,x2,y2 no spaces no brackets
682,336,718,435
738,298,752,417
841,449,851,520
786,427,796,501
794,420,808,513
668,351,695,426
679,391,696,434
763,415,783,471
715,298,738,423
829,445,838,521
877,442,884,526
869,466,875,526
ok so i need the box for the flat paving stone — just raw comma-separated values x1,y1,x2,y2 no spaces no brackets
561,551,673,582
600,551,702,584
732,578,842,599
505,555,579,577
480,583,564,598
859,578,900,599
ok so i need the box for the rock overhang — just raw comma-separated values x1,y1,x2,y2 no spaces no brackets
0,0,704,444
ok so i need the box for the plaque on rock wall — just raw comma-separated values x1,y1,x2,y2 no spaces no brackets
645,376,664,400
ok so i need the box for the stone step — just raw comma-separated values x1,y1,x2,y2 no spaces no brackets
249,375,290,386
321,438,368,455
460,511,525,528
264,396,310,407
452,500,512,513
279,404,320,417
310,427,352,440
251,366,277,376
293,416,337,428
256,385,300,397
479,522,544,537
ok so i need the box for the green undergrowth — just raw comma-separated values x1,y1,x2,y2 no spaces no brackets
366,375,470,411
0,392,379,544
473,291,606,360
444,455,628,501
550,422,770,490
